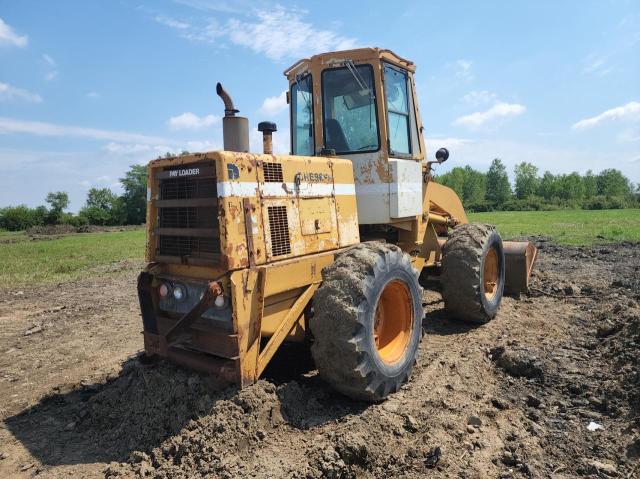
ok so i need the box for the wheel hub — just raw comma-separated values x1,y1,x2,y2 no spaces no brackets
484,247,499,300
373,280,413,364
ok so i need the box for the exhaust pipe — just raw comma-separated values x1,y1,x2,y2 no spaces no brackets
216,82,249,153
216,83,238,116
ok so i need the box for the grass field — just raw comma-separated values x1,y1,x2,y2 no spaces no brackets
469,208,640,246
0,209,639,289
0,229,145,289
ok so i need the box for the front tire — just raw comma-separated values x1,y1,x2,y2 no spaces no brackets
441,223,505,323
309,243,423,401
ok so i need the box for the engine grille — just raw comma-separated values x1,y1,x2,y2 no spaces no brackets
263,162,284,183
158,236,219,258
160,177,217,200
155,161,220,263
268,206,291,257
159,207,218,229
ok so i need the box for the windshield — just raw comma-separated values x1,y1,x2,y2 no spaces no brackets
321,64,379,154
291,74,314,156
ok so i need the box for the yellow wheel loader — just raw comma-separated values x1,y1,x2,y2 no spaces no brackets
137,48,536,401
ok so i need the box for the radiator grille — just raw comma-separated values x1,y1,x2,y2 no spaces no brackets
263,162,284,183
159,207,218,229
155,161,220,263
158,236,220,258
160,177,217,200
268,206,291,256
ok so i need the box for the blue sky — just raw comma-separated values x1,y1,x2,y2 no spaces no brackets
1,0,639,210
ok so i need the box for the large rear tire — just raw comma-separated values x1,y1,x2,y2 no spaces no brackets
441,223,505,323
310,243,423,402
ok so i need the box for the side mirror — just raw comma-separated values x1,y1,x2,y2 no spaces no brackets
435,147,449,163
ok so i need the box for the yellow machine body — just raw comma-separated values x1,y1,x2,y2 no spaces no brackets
137,48,536,387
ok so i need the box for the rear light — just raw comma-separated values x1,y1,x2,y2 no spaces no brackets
159,283,170,298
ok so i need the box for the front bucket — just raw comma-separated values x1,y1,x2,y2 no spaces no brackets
503,241,537,296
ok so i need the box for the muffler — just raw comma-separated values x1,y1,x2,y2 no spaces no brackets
216,82,249,153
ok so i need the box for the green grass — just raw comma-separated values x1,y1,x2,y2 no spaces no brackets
1,209,638,289
469,209,640,246
0,230,27,241
0,229,145,289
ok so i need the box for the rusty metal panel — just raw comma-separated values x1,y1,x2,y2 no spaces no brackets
299,197,332,235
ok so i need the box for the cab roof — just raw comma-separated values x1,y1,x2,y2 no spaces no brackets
284,47,415,81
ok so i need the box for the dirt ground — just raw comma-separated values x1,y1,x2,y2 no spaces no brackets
0,240,638,478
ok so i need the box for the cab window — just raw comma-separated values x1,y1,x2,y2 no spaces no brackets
384,64,420,156
321,64,379,154
291,74,314,156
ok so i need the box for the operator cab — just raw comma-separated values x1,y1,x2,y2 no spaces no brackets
285,48,426,225
285,48,424,159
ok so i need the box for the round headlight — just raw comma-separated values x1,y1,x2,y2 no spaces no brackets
173,285,185,301
214,295,225,308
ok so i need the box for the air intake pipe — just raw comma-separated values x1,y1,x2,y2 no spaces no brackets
216,82,249,153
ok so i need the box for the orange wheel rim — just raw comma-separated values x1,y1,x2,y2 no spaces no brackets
373,280,413,364
484,247,499,300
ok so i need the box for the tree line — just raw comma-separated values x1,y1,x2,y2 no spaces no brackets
2,158,639,231
436,159,639,211
0,164,147,231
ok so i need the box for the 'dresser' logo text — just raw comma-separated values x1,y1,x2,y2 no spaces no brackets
169,168,200,177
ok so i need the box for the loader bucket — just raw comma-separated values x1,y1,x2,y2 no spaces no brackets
502,241,537,296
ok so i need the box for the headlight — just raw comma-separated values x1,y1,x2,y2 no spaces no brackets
173,284,186,301
214,295,225,308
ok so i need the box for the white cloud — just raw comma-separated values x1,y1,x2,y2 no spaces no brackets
0,82,42,103
618,128,640,143
105,139,222,156
453,102,526,128
425,137,473,158
0,116,169,144
156,6,357,61
185,139,221,152
104,142,153,154
582,55,612,76
227,7,357,60
174,0,253,13
42,54,59,81
42,54,55,66
154,15,190,30
167,112,219,130
86,91,100,99
572,101,640,130
259,91,287,116
461,90,497,106
0,17,27,47
455,59,473,80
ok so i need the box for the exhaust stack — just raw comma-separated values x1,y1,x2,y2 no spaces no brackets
216,82,249,153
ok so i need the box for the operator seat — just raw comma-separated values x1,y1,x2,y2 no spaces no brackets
325,119,350,152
